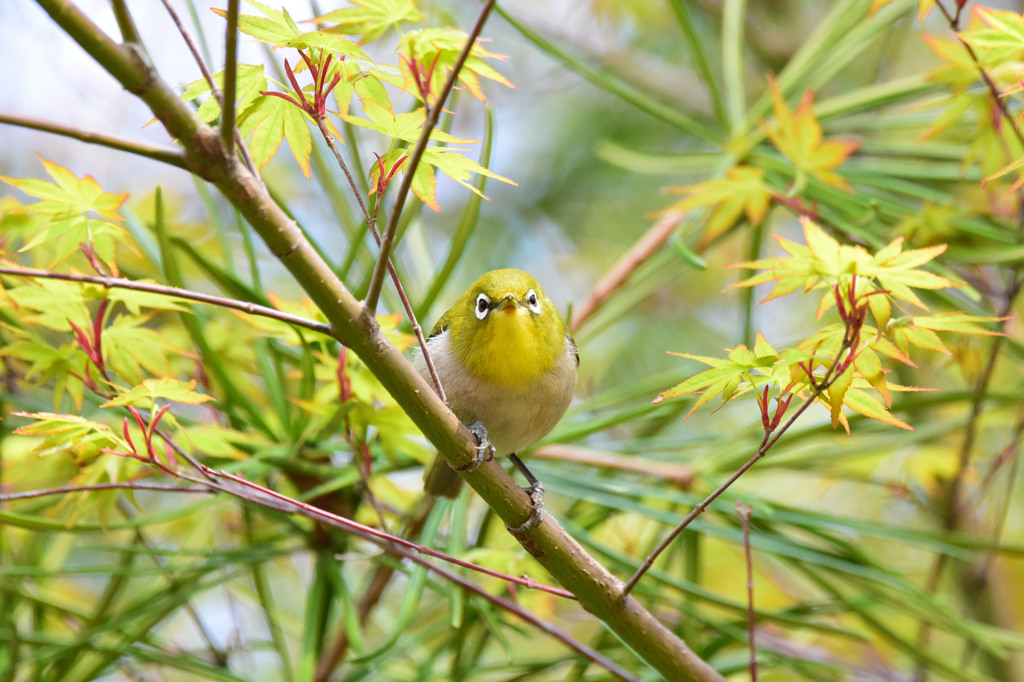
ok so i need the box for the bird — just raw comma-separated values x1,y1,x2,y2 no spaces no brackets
413,268,578,530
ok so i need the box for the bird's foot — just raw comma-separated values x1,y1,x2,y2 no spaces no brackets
506,452,546,533
454,421,496,472
507,481,545,533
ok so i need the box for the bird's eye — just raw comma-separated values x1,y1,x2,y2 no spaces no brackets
475,293,490,320
526,289,542,314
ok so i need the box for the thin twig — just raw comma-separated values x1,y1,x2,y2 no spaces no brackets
0,266,332,336
160,0,218,96
316,116,371,225
737,501,757,682
0,112,186,169
364,0,498,313
0,482,212,501
221,0,241,157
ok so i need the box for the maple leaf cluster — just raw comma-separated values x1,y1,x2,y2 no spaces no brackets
657,218,1002,433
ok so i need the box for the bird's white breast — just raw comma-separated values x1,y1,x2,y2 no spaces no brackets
413,329,577,456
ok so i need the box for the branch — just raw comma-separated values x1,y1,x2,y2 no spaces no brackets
363,0,497,312
737,501,758,682
0,266,332,336
0,112,187,169
110,0,141,44
221,0,240,157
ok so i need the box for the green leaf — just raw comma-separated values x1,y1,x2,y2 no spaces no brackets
102,378,215,408
1,158,127,220
910,312,1006,336
108,288,193,314
104,316,183,385
400,27,512,102
959,7,1024,66
1,279,93,331
343,103,478,145
238,95,313,177
665,165,772,247
760,76,859,190
836,386,914,431
285,32,370,61
655,333,782,416
416,147,517,212
213,0,301,45
12,411,126,459
181,65,268,124
315,0,424,43
1,159,130,272
730,217,960,311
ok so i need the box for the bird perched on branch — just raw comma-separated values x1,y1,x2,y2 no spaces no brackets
414,268,578,531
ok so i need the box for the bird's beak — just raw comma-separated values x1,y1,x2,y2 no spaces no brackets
499,294,521,313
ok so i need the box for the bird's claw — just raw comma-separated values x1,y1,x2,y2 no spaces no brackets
455,421,496,472
506,482,545,533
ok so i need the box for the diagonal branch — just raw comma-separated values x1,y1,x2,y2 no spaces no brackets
363,0,497,313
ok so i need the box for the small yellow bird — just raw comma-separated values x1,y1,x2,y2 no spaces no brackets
414,269,579,529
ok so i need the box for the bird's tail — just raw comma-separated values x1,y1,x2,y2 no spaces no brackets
423,453,463,498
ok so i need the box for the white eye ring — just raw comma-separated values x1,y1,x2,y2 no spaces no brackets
526,289,542,314
475,293,491,320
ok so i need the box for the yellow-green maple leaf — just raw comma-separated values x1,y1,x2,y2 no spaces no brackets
664,165,772,248
760,76,859,191
959,6,1024,67
1,157,126,221
729,217,960,325
102,378,215,408
315,0,424,43
399,28,512,103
